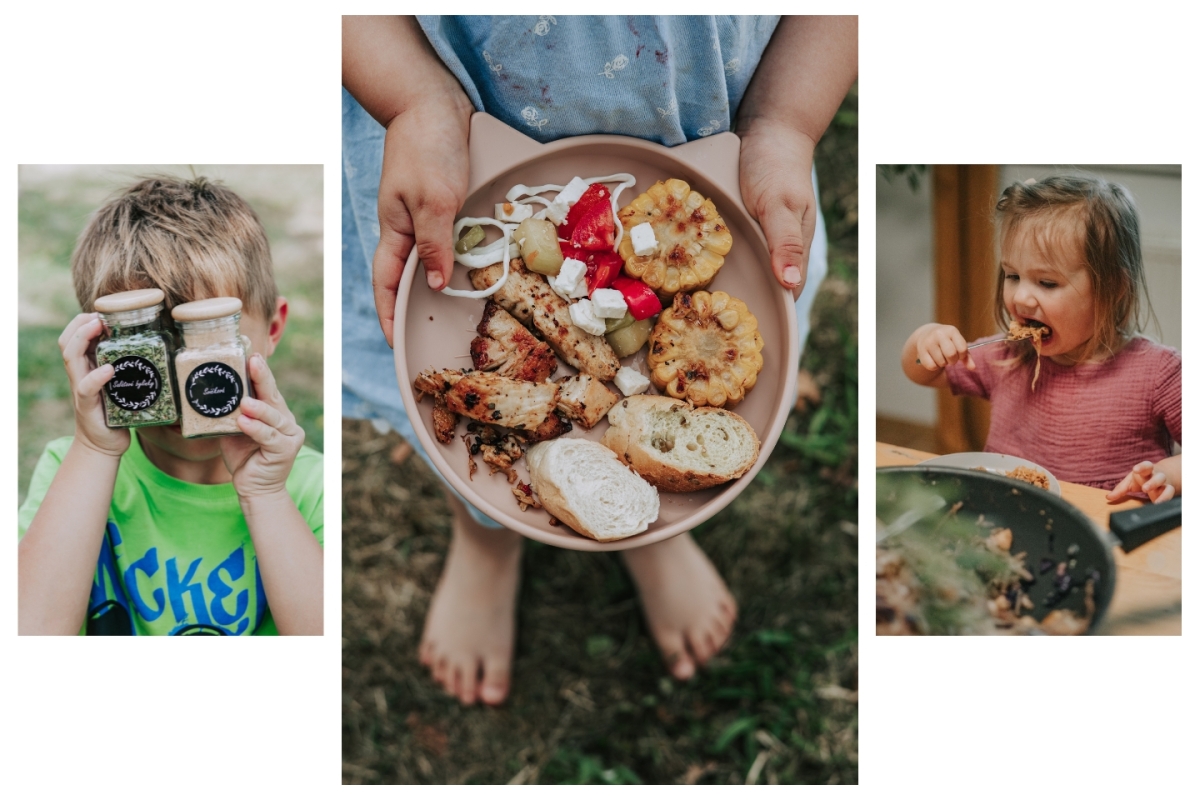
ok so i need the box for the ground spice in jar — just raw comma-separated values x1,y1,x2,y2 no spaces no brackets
94,288,179,428
172,297,253,438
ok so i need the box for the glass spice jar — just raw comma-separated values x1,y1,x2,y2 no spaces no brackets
171,297,253,438
94,288,179,428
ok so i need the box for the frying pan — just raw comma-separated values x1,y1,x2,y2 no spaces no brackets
876,466,1181,634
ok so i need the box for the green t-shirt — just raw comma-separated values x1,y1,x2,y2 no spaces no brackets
17,432,323,636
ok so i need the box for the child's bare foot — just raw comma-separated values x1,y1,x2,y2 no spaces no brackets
621,533,738,680
418,496,522,705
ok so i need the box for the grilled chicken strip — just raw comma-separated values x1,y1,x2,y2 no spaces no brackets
470,258,621,381
430,395,458,444
556,373,620,429
470,301,558,383
415,368,561,432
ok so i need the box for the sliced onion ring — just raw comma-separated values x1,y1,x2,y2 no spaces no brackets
404,216,514,299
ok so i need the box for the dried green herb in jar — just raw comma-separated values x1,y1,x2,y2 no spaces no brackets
94,288,179,428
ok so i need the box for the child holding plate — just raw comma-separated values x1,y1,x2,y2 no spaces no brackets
343,15,856,704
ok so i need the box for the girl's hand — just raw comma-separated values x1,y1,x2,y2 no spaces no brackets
58,312,130,458
371,99,472,348
1107,461,1177,504
221,354,305,501
739,120,818,298
914,324,976,372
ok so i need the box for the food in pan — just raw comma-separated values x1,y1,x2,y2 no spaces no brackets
616,179,733,299
647,290,764,408
876,487,1095,635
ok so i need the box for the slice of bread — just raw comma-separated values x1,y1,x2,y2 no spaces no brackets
526,438,659,542
601,395,760,492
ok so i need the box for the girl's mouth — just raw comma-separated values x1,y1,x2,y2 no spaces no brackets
1022,317,1053,342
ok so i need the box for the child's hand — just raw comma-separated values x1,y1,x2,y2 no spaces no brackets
913,324,976,372
1107,461,1177,504
58,312,129,458
221,354,305,500
739,120,818,297
371,101,472,348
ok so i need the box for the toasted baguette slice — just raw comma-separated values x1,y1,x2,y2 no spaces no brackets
601,395,759,492
526,438,659,542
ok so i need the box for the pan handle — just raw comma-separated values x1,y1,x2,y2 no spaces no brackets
1108,497,1181,552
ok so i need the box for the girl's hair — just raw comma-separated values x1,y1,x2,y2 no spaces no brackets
992,175,1153,363
71,176,277,321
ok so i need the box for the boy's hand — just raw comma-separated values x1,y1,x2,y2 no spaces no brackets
1107,461,1177,504
914,324,976,372
739,120,818,299
372,100,472,348
59,312,129,457
221,354,305,500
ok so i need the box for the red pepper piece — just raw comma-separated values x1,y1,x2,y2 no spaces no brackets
611,276,663,320
584,251,624,295
570,196,615,251
557,183,610,239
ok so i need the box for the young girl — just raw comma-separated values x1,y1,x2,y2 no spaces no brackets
901,175,1181,504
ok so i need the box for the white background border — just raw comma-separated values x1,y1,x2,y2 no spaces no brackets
4,4,1194,793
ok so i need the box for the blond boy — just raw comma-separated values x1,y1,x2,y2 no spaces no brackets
18,177,323,636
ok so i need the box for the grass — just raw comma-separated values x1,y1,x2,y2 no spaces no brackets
17,165,324,504
342,84,858,785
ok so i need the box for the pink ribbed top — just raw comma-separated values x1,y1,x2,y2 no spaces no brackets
945,336,1181,489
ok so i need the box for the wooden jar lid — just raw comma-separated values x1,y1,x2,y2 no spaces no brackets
94,288,165,313
171,297,243,322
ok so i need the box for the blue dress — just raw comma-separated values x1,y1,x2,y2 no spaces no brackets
343,15,828,527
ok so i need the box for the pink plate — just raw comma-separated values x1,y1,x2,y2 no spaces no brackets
395,113,797,551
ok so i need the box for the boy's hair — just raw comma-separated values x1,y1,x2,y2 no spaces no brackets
71,176,277,321
992,175,1152,362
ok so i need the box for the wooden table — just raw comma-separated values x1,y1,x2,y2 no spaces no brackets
876,442,1182,635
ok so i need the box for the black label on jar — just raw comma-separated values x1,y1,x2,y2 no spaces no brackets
184,362,245,418
105,356,163,411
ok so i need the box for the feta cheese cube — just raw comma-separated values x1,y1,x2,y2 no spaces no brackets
568,298,607,336
590,288,628,318
630,222,658,257
543,199,569,224
566,277,589,299
614,366,651,396
494,201,533,223
550,258,587,299
555,176,590,207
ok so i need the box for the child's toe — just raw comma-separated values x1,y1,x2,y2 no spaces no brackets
686,628,714,665
432,656,451,688
720,592,738,623
457,663,479,705
480,656,510,705
657,629,695,679
670,651,696,680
